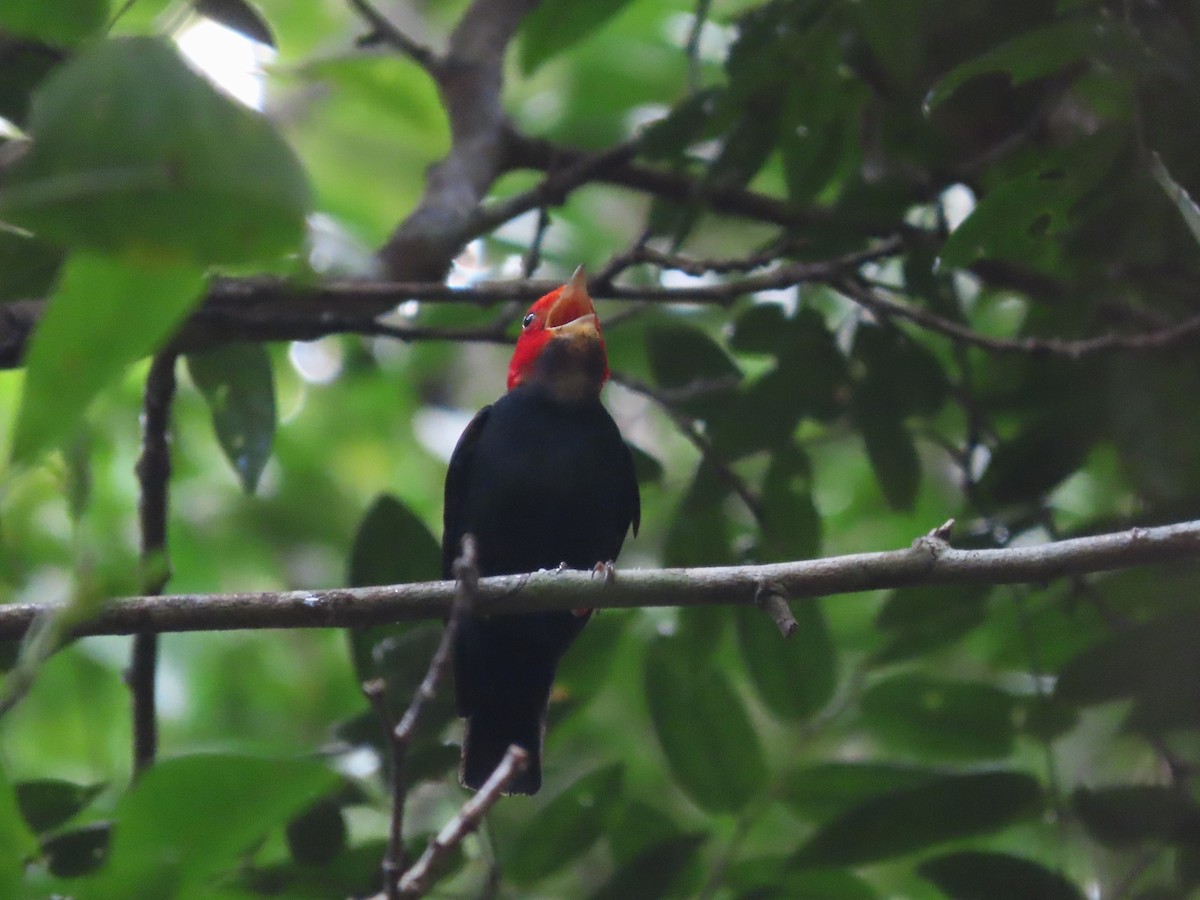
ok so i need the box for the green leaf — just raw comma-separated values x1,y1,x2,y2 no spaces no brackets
520,0,636,74
0,40,64,128
860,673,1019,760
793,771,1042,866
555,610,627,709
10,253,204,463
0,0,109,45
286,797,347,866
506,764,624,885
754,445,821,562
0,763,39,898
639,89,722,161
783,763,937,821
42,822,112,878
1055,611,1200,731
608,800,684,864
730,860,879,900
662,461,735,568
852,325,948,419
589,833,705,900
706,101,782,190
14,778,103,834
343,495,454,783
644,639,768,813
76,753,338,899
852,386,920,512
735,599,836,722
0,36,310,265
938,130,1124,270
1150,152,1200,249
872,585,991,664
186,343,277,494
0,229,63,302
348,492,440,589
1073,785,1200,847
645,323,741,396
918,851,1084,900
976,417,1096,508
925,19,1130,111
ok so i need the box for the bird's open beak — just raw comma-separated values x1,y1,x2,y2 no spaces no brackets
546,266,600,339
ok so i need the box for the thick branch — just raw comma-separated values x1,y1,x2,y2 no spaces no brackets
1,520,1197,639
0,251,896,370
503,131,888,233
377,0,538,279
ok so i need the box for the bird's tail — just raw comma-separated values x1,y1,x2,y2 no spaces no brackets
461,705,544,795
455,612,587,795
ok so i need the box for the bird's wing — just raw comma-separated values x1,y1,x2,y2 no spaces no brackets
442,404,492,579
622,439,642,538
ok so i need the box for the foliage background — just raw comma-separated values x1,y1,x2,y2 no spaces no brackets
2,0,1200,897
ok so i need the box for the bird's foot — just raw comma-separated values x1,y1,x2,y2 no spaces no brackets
555,561,569,574
591,560,617,586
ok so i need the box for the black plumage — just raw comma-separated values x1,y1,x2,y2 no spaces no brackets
443,383,639,794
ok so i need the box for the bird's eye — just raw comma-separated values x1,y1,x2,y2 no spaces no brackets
522,313,536,328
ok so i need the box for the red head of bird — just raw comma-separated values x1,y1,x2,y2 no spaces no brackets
507,266,609,405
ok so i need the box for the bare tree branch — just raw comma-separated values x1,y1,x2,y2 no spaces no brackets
129,349,178,778
503,130,887,233
378,0,539,280
2,520,1199,639
370,535,479,899
610,371,765,525
394,745,529,899
838,278,1200,358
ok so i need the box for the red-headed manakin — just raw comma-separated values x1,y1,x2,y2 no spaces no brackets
443,267,640,794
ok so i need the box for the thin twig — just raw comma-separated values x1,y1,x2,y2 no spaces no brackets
129,350,178,778
685,0,714,92
368,536,480,900
592,227,653,289
521,206,552,278
755,581,798,638
838,277,1200,358
346,0,439,71
394,745,529,899
611,371,765,524
466,139,642,239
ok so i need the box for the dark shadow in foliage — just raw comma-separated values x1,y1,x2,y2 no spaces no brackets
793,771,1042,867
918,850,1084,900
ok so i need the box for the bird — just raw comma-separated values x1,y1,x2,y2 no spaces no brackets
443,266,640,795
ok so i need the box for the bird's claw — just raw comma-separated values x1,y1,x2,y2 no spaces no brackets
591,560,617,586
555,561,569,574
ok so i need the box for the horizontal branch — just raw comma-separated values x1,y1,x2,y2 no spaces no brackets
840,278,1200,358
0,246,899,369
1,520,1197,639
